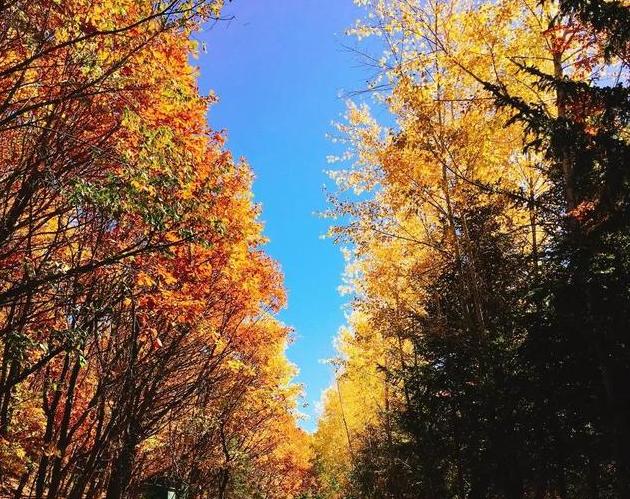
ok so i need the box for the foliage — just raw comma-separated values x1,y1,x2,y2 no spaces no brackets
0,1,310,498
315,0,630,497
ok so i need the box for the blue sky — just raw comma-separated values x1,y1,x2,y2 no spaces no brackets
195,1,372,431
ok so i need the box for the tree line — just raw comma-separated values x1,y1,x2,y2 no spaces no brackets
0,1,311,498
313,0,630,498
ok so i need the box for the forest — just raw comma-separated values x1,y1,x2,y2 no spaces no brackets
0,0,629,498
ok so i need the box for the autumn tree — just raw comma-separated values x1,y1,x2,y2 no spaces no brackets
316,0,629,497
0,1,310,498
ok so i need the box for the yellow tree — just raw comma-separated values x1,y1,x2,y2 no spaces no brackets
314,0,597,495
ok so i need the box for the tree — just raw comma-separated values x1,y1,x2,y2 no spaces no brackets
0,1,310,498
316,0,629,497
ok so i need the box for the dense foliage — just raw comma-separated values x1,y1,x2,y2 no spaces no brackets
0,1,311,498
314,0,630,498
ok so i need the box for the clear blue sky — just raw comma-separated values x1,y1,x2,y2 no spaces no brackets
195,1,371,431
